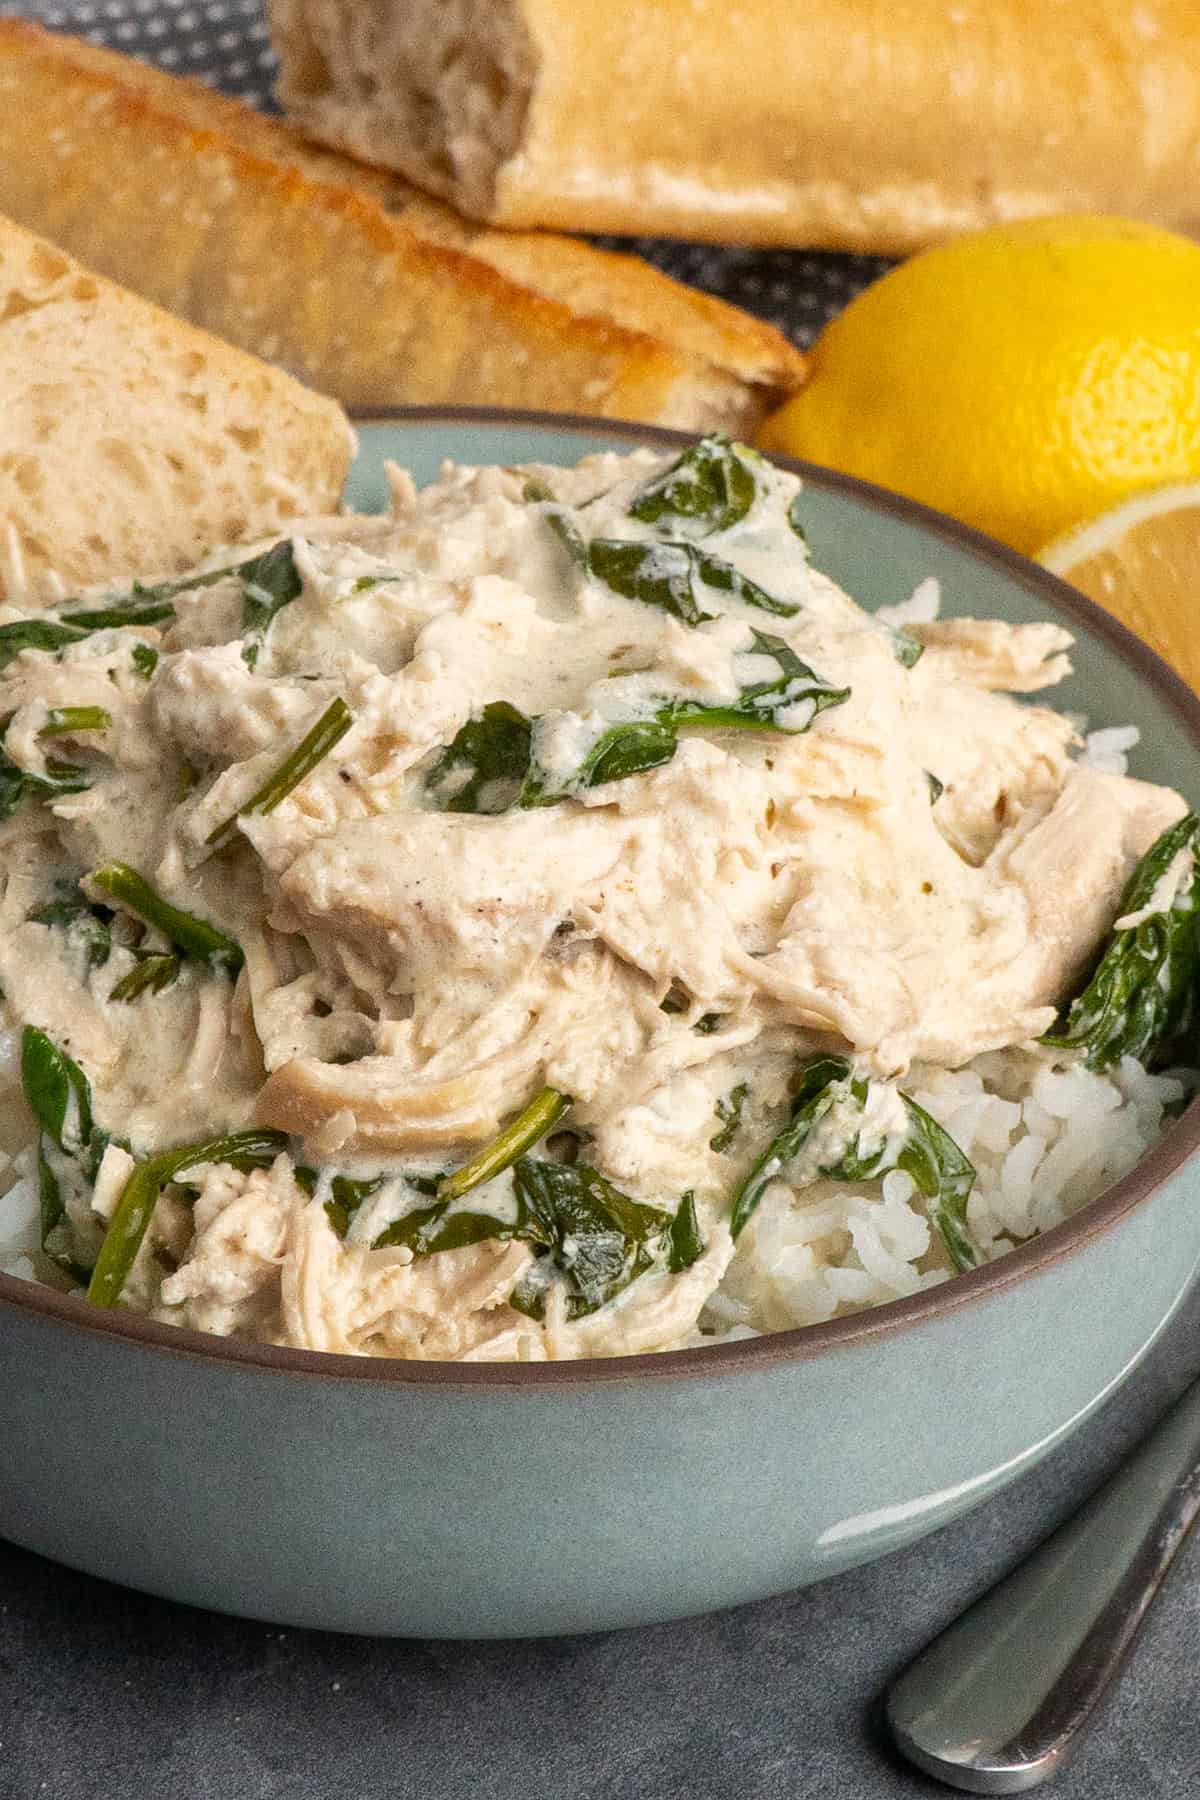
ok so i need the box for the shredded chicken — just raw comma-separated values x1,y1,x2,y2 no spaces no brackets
0,444,1186,1360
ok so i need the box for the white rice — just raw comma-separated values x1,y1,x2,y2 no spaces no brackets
708,1051,1187,1337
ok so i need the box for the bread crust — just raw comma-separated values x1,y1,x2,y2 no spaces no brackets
272,0,1200,251
0,22,804,433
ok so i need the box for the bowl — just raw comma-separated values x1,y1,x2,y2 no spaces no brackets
2,409,1199,1639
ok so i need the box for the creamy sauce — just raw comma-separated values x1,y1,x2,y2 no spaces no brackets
0,445,1186,1359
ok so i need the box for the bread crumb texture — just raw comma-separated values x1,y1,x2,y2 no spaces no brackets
0,214,353,604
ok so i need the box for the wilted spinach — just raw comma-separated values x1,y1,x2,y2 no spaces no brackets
20,1027,108,1283
627,435,759,537
238,541,304,669
730,1054,978,1271
88,1128,290,1308
89,862,244,979
710,1083,749,1153
28,888,113,972
425,702,534,815
1042,812,1200,1071
508,1158,678,1321
587,538,799,624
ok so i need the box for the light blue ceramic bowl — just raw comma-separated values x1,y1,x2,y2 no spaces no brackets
3,412,1199,1639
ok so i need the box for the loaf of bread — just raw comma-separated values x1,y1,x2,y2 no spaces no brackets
0,216,354,606
0,23,804,435
271,0,1200,252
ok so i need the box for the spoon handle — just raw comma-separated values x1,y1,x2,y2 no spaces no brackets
884,1377,1200,1794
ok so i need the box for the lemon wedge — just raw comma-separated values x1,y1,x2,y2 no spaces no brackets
1037,483,1200,691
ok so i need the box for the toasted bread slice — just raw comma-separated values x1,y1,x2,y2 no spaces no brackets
0,22,805,433
0,216,354,603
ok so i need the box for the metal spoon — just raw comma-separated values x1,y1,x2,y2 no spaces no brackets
885,1375,1200,1793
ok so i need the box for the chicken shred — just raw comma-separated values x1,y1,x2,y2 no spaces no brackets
0,445,1186,1360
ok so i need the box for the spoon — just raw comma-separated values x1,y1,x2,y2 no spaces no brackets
884,1374,1200,1793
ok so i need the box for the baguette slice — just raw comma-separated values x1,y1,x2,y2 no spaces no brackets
271,0,1200,252
0,23,804,435
0,216,354,606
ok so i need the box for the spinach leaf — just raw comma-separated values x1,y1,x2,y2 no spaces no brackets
586,539,714,626
238,542,303,669
508,1157,673,1321
628,435,758,537
826,1090,978,1274
730,1053,855,1238
130,644,159,680
60,598,176,631
108,952,182,1004
524,480,588,565
787,494,809,546
372,1197,512,1256
710,1083,749,1153
425,702,534,815
730,1054,978,1271
666,1190,705,1271
88,862,244,978
0,749,90,821
87,1127,291,1308
21,1025,95,1155
520,716,677,808
587,538,799,624
522,633,847,806
1042,812,1200,1071
887,625,924,669
0,701,116,822
323,1174,384,1239
205,696,353,847
21,1027,106,1282
664,630,848,733
363,1139,703,1319
0,620,88,669
28,890,113,970
0,561,234,674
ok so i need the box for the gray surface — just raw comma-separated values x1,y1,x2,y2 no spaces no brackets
1,4,1198,1794
2,1291,1198,1800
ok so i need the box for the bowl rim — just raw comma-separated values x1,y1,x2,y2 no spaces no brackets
3,404,1199,1391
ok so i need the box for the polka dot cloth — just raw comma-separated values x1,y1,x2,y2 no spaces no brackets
2,0,894,346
